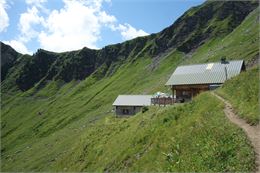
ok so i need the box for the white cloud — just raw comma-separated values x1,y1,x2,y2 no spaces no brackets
3,5,44,55
3,40,32,54
37,0,148,52
25,0,49,14
2,1,45,55
3,0,149,53
98,11,116,24
25,0,47,5
38,0,117,52
112,23,149,40
0,0,9,32
19,6,45,42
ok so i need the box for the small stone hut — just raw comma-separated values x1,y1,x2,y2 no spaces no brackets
112,95,152,116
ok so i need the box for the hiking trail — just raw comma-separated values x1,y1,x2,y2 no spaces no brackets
212,92,260,173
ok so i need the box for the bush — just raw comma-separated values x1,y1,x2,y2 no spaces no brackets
142,106,149,113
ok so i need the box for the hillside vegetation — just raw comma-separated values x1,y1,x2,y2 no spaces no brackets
54,93,255,172
1,93,255,172
217,67,259,125
1,1,259,172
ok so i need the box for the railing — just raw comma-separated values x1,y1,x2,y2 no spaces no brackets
151,97,176,106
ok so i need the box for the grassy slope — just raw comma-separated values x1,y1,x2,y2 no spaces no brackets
54,93,255,172
1,8,259,172
1,52,183,171
217,67,259,125
1,93,255,172
182,7,259,65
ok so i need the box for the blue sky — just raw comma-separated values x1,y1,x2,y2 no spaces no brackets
0,0,205,54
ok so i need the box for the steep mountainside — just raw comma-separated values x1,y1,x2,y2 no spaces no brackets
1,1,259,172
1,43,21,81
1,1,258,92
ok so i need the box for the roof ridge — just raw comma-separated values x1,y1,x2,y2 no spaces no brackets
177,60,244,68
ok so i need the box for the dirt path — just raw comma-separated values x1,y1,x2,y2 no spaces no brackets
211,92,260,172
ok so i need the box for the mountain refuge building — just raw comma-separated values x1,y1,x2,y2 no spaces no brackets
112,59,245,116
165,60,245,102
113,95,152,116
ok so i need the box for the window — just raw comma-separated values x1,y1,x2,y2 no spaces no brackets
122,109,129,115
182,91,192,99
182,91,189,95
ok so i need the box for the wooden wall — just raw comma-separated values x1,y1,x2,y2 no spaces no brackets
172,84,209,100
115,106,142,116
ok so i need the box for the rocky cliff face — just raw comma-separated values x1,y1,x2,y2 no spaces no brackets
146,1,258,54
1,1,258,92
1,42,21,81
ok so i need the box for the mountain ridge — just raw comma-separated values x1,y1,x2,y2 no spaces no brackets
1,1,258,92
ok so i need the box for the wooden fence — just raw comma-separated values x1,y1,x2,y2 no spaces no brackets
151,97,176,106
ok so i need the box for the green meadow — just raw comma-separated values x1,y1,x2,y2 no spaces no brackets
1,4,259,172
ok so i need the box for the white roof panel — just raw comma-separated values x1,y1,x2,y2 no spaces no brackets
166,60,244,85
113,95,152,106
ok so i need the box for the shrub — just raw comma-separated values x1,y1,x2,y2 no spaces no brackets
142,106,149,113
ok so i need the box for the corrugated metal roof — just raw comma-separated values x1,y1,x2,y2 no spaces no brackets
166,60,244,85
113,95,152,106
